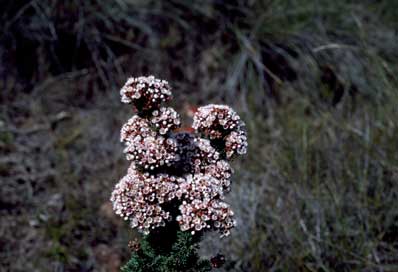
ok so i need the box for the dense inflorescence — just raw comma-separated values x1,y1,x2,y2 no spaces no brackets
111,75,247,238
192,104,243,137
176,174,235,237
192,104,248,158
120,76,172,111
120,116,155,143
150,107,181,135
123,135,178,170
110,168,180,234
204,160,232,191
224,130,248,158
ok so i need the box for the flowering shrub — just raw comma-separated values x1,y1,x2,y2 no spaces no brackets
111,76,247,271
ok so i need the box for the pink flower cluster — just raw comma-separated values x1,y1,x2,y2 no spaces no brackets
120,76,172,111
111,76,247,237
176,174,235,236
111,167,181,234
151,107,181,135
193,104,248,158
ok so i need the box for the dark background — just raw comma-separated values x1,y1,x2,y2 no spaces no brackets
1,0,398,271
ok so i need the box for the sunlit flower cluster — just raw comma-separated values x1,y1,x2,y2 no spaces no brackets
192,104,243,138
192,104,248,158
111,168,181,234
176,174,235,236
225,130,248,158
151,107,181,135
121,114,178,170
123,135,178,170
178,199,235,237
112,76,247,238
204,160,232,191
120,115,155,143
120,75,172,111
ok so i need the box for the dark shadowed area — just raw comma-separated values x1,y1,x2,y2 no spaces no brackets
1,0,398,271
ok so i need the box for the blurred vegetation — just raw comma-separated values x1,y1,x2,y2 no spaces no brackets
1,0,397,271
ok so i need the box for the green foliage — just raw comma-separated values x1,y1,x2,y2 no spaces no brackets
122,226,212,272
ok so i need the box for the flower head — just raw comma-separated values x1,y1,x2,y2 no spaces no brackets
177,197,235,237
225,130,248,158
110,169,182,234
120,76,172,111
123,135,178,170
192,104,244,139
192,104,248,158
120,115,155,144
204,160,233,191
151,107,181,135
174,174,235,236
